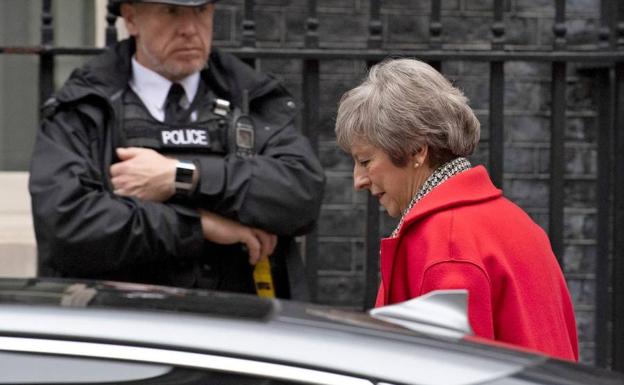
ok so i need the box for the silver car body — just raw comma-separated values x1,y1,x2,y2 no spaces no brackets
0,279,621,385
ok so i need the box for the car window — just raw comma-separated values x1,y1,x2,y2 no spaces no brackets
0,335,373,385
0,351,170,383
0,351,308,385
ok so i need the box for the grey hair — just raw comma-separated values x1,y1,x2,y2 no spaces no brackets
335,58,480,167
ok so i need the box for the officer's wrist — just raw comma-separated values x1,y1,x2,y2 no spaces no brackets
174,160,197,195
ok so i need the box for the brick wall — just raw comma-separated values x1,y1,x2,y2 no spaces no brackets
214,0,603,364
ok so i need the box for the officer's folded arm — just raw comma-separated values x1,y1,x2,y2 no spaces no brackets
110,147,179,202
110,147,205,203
198,210,277,265
108,145,274,264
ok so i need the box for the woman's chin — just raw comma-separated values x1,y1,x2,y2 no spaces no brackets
384,206,401,218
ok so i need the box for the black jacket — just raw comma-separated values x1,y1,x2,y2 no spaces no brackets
29,39,325,299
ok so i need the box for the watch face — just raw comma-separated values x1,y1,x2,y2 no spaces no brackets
175,162,196,193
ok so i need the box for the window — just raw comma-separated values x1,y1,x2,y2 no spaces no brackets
0,336,372,385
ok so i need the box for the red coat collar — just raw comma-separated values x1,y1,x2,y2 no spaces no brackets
377,166,502,306
397,165,502,237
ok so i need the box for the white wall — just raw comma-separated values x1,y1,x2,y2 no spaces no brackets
0,172,37,277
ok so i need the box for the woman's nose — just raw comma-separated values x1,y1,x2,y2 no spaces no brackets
353,167,370,191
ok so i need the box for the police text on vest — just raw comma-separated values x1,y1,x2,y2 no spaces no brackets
162,129,208,146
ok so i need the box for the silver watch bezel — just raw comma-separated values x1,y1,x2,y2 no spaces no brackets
175,161,196,194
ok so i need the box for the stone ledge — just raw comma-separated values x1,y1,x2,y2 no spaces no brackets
0,171,31,213
0,214,35,243
0,171,36,277
0,244,36,278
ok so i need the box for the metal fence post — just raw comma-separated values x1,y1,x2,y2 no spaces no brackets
612,0,624,370
39,0,55,111
489,0,505,188
362,0,383,310
303,0,320,303
549,0,567,264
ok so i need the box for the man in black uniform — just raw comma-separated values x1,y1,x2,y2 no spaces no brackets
28,0,325,299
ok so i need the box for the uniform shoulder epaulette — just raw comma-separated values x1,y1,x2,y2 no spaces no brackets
41,97,60,119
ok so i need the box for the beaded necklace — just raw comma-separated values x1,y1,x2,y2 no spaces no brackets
390,157,472,238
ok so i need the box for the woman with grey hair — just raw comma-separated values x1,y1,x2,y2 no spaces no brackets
335,58,578,361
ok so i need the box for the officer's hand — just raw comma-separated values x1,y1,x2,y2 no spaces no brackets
110,147,176,202
199,210,277,265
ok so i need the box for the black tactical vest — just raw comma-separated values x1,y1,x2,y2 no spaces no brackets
119,83,228,156
114,80,256,159
106,81,276,294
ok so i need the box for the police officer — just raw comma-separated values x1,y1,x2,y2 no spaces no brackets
29,0,325,299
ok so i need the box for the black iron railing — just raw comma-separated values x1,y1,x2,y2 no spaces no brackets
1,0,623,371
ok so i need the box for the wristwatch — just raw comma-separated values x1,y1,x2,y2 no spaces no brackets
174,160,196,195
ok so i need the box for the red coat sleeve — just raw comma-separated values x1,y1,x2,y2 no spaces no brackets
420,261,494,339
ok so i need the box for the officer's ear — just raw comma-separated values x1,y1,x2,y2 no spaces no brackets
120,3,139,37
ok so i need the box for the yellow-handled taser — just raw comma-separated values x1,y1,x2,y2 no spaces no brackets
253,256,275,298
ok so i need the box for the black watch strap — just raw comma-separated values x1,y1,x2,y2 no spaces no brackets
175,161,196,195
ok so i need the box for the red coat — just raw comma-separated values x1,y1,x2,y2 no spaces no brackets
375,166,579,361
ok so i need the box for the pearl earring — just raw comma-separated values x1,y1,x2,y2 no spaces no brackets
414,162,420,168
